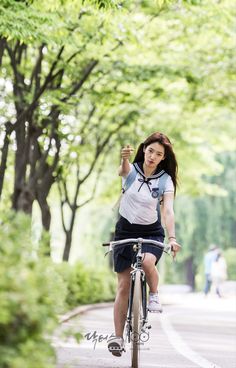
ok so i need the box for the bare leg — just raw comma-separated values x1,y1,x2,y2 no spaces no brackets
142,253,159,293
114,267,131,337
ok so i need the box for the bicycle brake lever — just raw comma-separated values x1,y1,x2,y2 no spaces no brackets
165,245,176,262
104,249,112,257
165,244,172,254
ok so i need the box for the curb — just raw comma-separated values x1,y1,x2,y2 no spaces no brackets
58,291,187,324
58,285,193,324
59,284,236,324
59,302,114,324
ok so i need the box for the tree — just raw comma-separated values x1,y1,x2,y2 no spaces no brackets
0,0,180,244
174,152,236,289
0,0,126,231
0,0,235,261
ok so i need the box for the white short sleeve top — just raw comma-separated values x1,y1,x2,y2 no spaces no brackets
119,163,174,225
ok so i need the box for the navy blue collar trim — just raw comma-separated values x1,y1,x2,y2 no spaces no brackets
133,162,165,179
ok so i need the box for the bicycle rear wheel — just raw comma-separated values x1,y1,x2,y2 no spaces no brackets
131,270,142,368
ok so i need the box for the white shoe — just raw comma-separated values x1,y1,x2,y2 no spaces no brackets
107,336,124,357
148,292,163,313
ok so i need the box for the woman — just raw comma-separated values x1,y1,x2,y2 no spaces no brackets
211,251,227,298
108,132,181,356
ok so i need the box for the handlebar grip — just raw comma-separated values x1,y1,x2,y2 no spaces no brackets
102,242,110,247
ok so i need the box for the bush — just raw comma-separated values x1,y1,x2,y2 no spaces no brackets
56,261,116,308
224,248,236,280
0,211,116,368
0,211,67,368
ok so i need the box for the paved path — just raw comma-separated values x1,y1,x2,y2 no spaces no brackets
54,292,236,368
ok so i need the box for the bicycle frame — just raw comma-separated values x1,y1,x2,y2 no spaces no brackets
126,239,149,345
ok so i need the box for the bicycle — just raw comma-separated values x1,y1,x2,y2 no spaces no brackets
103,237,172,368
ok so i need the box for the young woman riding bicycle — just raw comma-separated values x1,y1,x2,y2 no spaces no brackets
108,131,181,356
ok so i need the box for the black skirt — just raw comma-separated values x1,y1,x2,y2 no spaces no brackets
114,215,164,239
113,216,165,273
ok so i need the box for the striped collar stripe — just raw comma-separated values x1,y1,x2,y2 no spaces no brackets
133,162,165,179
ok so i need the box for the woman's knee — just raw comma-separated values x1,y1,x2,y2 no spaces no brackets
117,269,131,295
142,253,157,273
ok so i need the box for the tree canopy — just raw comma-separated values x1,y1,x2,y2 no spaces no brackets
0,0,235,261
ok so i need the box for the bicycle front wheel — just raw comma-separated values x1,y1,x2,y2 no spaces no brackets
131,270,142,368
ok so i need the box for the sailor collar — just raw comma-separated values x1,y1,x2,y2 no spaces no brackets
133,162,165,179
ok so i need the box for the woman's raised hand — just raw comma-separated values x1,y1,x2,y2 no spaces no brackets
121,144,134,160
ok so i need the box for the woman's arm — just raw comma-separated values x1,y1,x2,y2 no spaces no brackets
118,145,134,176
162,192,181,257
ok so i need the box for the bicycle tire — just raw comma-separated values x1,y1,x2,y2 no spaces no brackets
131,270,142,368
142,274,147,321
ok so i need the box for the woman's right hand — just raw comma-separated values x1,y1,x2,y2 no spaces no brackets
121,145,134,160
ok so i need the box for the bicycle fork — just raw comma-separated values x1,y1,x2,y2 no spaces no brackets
125,268,151,345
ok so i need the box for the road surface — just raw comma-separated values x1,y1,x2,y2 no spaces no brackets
54,291,236,368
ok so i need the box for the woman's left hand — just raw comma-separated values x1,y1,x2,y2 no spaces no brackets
169,239,181,259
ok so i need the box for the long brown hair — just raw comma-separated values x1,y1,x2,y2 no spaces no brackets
133,132,178,193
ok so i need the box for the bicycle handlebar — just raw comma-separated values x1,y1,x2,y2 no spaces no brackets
102,237,172,254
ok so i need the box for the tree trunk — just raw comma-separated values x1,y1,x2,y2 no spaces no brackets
63,232,72,261
15,187,34,215
0,37,6,66
185,256,195,290
12,113,28,210
0,122,12,200
37,194,51,256
38,197,51,231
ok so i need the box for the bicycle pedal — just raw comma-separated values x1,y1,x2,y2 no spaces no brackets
147,325,152,329
148,309,163,313
108,343,125,352
109,346,121,351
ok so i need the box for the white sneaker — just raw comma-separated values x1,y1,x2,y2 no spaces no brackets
107,336,125,357
148,292,163,313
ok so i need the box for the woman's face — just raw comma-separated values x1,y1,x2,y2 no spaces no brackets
143,142,165,169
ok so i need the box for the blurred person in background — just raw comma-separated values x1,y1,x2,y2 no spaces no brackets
211,250,228,298
203,244,218,296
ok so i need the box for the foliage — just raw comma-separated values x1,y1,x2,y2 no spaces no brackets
0,211,67,368
0,0,235,262
161,254,185,285
56,261,116,308
164,151,236,287
0,209,116,366
91,0,236,200
224,248,236,281
0,0,56,42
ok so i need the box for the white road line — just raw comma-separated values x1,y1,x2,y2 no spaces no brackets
159,314,222,368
